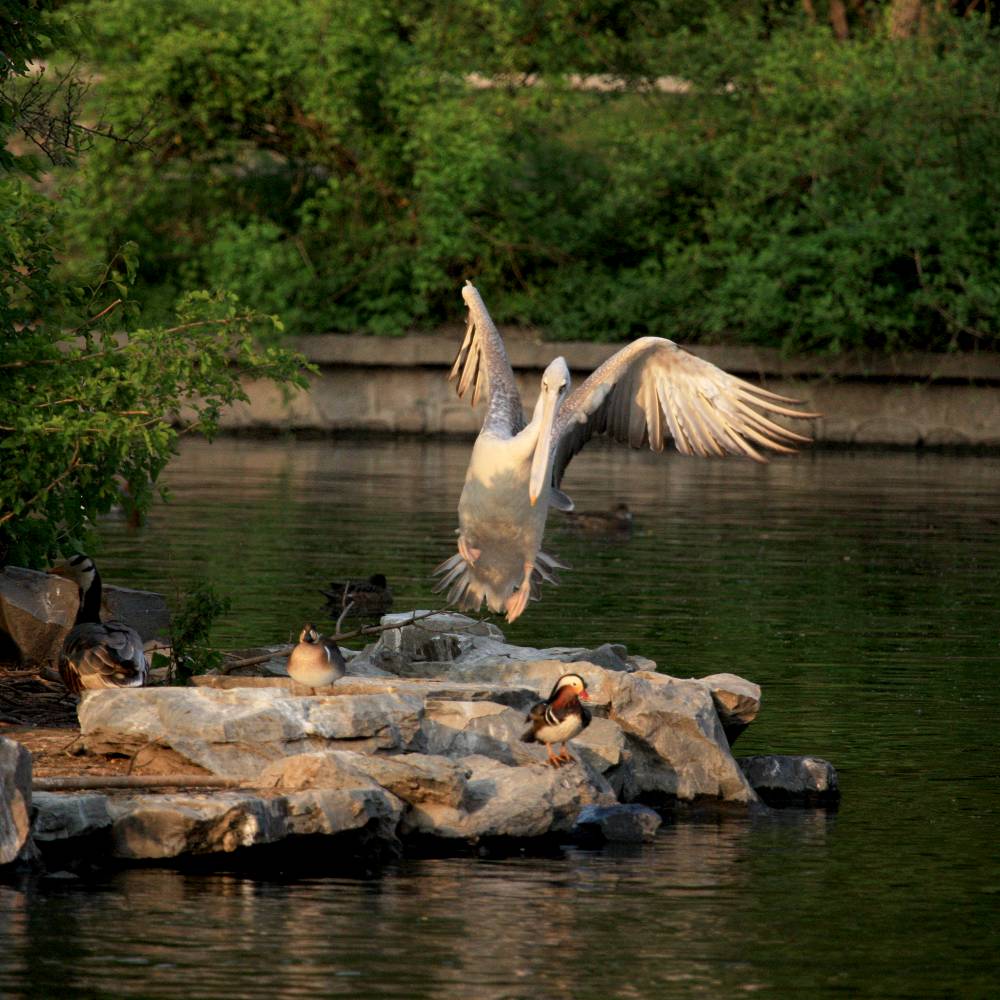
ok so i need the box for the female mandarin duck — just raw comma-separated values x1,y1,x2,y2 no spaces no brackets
48,554,148,694
522,673,592,768
287,624,346,690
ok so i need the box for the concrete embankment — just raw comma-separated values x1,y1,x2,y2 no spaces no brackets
218,333,1000,447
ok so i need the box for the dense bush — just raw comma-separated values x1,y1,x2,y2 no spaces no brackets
0,3,309,568
60,1,1000,352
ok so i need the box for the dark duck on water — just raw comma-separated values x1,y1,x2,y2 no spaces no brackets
522,673,592,768
321,574,393,619
47,554,148,695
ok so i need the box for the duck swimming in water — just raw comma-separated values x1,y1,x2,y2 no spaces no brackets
562,501,634,537
522,673,592,768
48,554,148,695
321,574,393,619
287,624,346,690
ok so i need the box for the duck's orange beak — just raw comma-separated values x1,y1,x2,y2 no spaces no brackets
579,690,591,701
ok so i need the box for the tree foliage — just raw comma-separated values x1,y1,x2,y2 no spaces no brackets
59,0,1000,353
0,2,310,567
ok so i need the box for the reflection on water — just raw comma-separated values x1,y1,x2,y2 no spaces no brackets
3,439,999,998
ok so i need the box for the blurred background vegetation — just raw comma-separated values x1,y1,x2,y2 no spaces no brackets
29,0,994,355
5,0,1000,358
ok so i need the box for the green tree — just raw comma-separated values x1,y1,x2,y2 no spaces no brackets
0,0,309,567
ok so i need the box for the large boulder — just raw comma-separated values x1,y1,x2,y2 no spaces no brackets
0,736,36,865
699,672,761,746
401,753,615,840
0,567,78,665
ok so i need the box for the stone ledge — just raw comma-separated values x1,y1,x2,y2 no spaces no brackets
206,334,1000,447
295,332,1000,383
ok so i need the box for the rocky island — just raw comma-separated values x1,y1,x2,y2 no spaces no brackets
1,571,838,872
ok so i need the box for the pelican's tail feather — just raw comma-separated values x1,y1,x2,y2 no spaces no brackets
530,549,567,600
432,552,484,612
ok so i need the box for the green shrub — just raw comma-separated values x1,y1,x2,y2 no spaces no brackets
59,2,1000,352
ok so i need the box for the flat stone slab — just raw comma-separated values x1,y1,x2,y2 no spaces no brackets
193,673,538,710
79,687,426,778
32,784,402,860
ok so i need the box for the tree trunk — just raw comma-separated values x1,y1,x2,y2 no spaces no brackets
890,0,923,37
830,0,850,38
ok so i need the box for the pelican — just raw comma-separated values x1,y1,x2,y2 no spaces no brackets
434,282,818,622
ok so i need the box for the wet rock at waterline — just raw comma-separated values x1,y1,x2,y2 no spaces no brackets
0,565,171,666
0,736,36,865
33,784,403,861
738,755,840,807
571,803,663,844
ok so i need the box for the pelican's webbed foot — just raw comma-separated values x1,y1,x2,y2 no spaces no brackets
457,534,481,565
504,561,535,623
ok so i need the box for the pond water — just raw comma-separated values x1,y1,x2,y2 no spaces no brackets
3,437,999,998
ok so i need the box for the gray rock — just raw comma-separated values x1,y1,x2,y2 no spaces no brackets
605,671,758,804
79,687,425,779
571,803,662,843
402,753,616,840
371,611,638,677
193,673,538,711
738,755,840,806
31,792,113,841
0,736,35,864
342,752,471,809
393,658,759,805
572,716,627,774
102,585,171,644
699,672,761,745
374,611,505,672
32,781,402,861
420,699,528,764
0,566,78,665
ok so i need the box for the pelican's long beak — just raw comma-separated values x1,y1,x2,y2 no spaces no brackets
528,386,560,507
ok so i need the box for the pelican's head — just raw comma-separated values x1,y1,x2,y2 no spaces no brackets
529,357,570,507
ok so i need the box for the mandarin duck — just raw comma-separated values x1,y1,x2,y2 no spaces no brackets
522,672,592,767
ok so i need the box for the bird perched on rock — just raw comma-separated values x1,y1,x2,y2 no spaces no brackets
522,673,592,768
287,624,346,690
47,554,148,695
321,574,393,619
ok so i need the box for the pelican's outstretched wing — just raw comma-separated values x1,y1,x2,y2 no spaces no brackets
450,282,525,436
550,337,818,486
